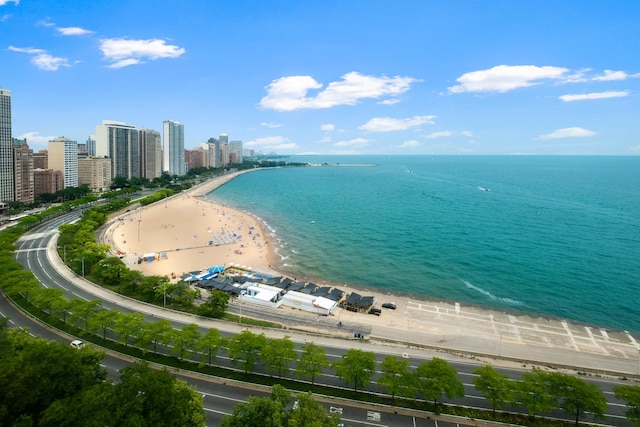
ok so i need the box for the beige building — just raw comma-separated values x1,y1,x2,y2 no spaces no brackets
48,137,78,188
78,156,112,193
13,138,34,203
33,149,48,169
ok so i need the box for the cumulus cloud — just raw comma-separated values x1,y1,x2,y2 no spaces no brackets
358,115,436,132
260,122,281,128
320,124,335,132
397,140,422,148
0,0,19,5
424,130,452,139
99,38,185,68
333,138,369,148
260,72,419,111
377,98,401,105
538,127,596,140
57,26,94,36
244,136,297,151
449,65,569,93
559,90,629,102
17,131,57,149
8,46,69,71
462,131,474,137
593,70,631,81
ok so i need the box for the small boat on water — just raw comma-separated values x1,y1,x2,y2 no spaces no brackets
477,186,490,192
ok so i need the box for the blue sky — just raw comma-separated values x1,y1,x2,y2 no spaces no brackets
1,0,639,155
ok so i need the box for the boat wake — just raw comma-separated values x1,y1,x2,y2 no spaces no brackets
462,280,522,306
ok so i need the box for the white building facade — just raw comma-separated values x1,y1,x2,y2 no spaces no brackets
48,137,78,188
163,120,185,176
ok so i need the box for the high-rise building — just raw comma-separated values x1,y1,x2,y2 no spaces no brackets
33,150,48,169
163,120,185,176
34,169,63,198
95,120,140,179
78,157,112,193
207,137,220,168
230,140,243,163
86,135,96,156
0,88,13,202
48,137,79,188
139,128,162,180
13,138,34,203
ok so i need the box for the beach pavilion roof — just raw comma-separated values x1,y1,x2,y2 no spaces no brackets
288,281,306,291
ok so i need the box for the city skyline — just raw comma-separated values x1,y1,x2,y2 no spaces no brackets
1,1,640,155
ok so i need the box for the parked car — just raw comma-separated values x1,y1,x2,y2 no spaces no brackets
368,307,381,316
382,302,396,310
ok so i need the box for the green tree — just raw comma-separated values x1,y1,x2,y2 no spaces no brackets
332,348,376,393
296,342,329,386
378,355,412,400
287,391,341,427
221,384,288,427
139,319,173,354
31,287,66,316
113,312,144,347
262,336,298,378
171,323,201,362
472,365,513,418
548,372,607,426
110,362,206,426
92,257,127,287
415,357,464,409
196,290,230,318
195,327,225,367
614,384,640,427
89,308,118,340
227,330,267,374
514,369,556,421
69,299,102,332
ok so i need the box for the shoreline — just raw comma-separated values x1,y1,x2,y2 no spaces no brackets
106,170,640,366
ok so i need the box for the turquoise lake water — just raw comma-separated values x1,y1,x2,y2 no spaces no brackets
206,156,640,332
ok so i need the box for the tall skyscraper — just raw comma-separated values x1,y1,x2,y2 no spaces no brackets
48,137,79,188
139,128,162,180
13,138,34,203
86,135,96,156
95,120,140,179
0,88,13,202
163,120,185,176
229,140,243,163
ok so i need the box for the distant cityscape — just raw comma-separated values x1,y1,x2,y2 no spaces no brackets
0,86,256,208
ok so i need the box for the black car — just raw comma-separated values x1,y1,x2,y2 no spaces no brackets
382,303,396,310
368,307,381,316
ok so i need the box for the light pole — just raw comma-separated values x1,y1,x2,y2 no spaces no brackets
81,257,85,277
163,283,166,307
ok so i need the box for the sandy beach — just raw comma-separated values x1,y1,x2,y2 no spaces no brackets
106,171,640,366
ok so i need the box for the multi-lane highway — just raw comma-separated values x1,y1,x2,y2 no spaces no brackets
5,212,633,426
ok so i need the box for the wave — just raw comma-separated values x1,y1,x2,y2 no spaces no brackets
462,279,523,306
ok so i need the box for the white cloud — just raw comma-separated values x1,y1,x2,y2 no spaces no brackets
397,140,422,148
244,136,297,151
630,145,640,153
462,131,474,137
564,69,591,83
320,124,335,132
449,65,569,93
1,14,12,21
377,98,401,105
0,0,19,5
8,46,70,71
99,38,185,68
333,138,369,148
559,90,629,102
260,71,419,111
57,26,94,36
538,127,596,140
593,70,629,81
358,115,436,132
260,122,281,128
17,131,57,149
424,130,452,139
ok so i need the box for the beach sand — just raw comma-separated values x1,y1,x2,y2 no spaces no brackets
106,171,640,368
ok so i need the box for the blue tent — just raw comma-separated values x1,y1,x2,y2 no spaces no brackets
208,265,225,274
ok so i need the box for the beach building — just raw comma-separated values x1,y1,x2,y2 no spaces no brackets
280,291,338,315
238,283,284,308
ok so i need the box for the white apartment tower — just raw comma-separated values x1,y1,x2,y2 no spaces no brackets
0,88,13,202
139,128,162,180
48,137,79,188
95,120,140,179
229,140,243,163
163,120,185,176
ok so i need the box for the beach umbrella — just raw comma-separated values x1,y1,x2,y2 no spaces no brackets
208,265,225,274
